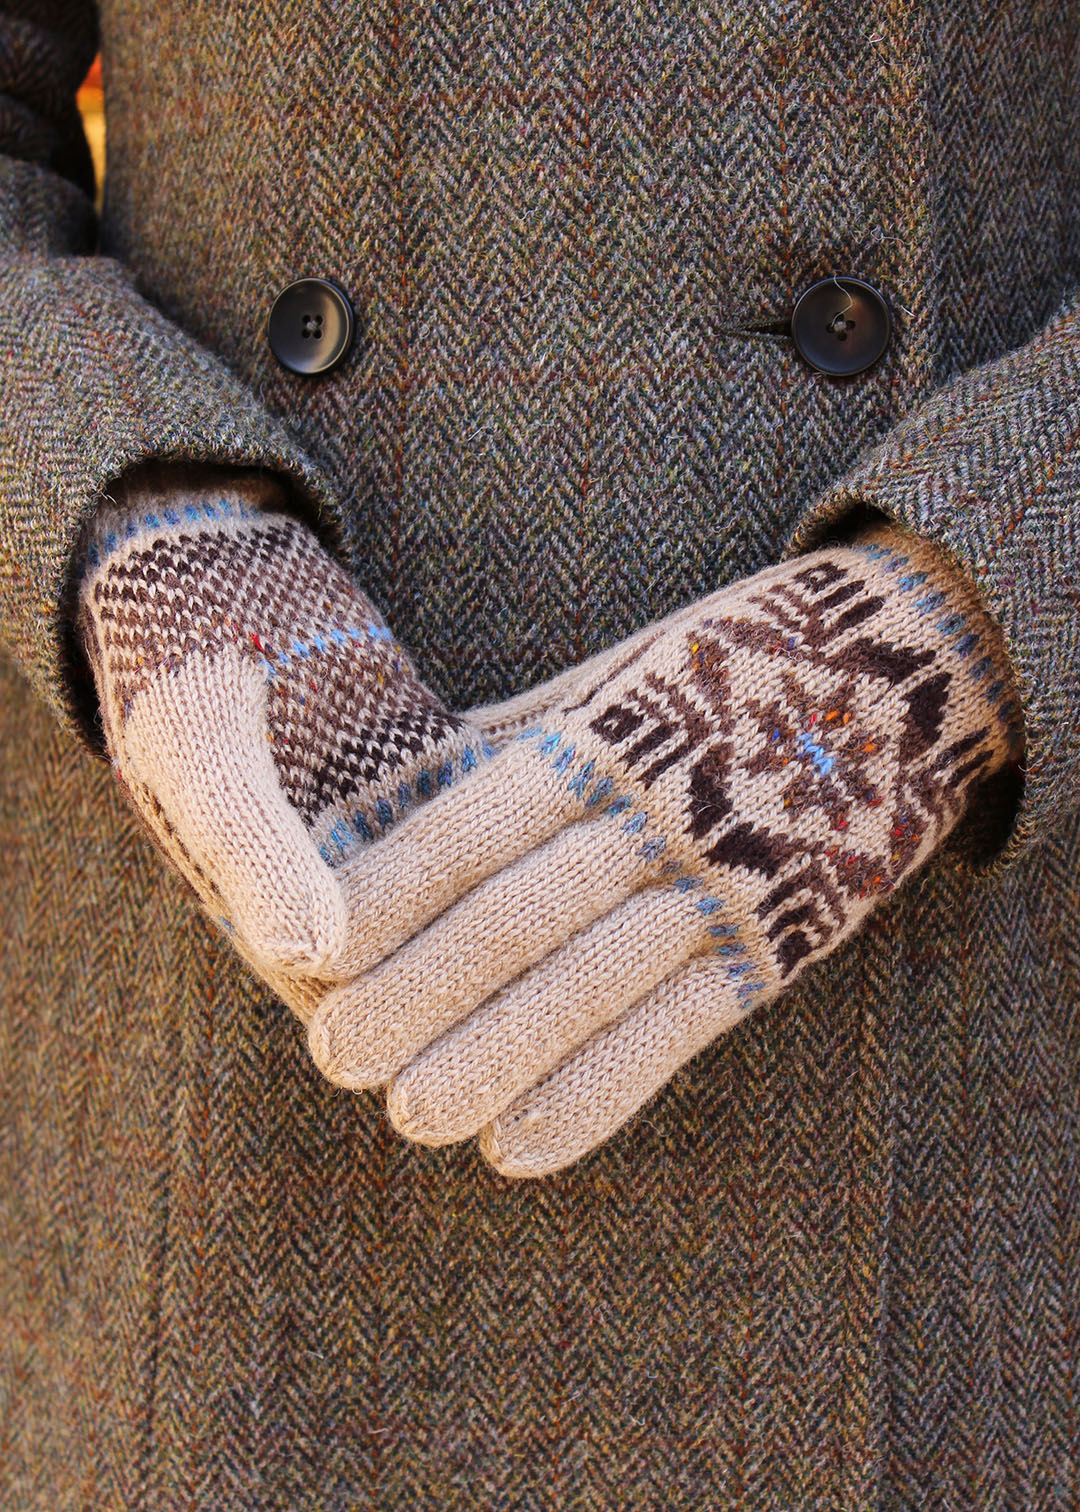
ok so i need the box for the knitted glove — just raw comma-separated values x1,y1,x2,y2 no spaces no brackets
76,465,487,1020
308,520,1025,1174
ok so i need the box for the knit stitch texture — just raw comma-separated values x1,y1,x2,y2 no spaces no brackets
308,520,1023,1172
76,471,487,1005
4,0,1080,1506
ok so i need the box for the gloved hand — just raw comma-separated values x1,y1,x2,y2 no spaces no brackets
76,463,488,1022
307,520,1025,1175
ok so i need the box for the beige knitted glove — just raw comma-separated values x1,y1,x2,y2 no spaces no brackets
76,465,489,1022
308,520,1024,1175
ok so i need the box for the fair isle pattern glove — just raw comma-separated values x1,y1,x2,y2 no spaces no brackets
76,469,488,1019
308,520,1025,1176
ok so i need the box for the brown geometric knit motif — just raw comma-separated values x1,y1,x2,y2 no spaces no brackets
76,480,487,996
306,520,1024,1169
80,498,477,861
588,534,1021,982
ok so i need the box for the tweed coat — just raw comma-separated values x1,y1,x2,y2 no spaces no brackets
2,0,1080,1507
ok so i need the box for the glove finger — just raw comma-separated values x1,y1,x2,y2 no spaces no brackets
385,880,735,1145
328,734,605,977
477,953,775,1179
308,810,665,1088
122,644,346,974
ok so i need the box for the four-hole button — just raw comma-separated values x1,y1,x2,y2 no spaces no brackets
267,277,355,376
790,276,891,377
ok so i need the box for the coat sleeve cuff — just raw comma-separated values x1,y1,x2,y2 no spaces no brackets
777,288,1080,877
0,240,349,748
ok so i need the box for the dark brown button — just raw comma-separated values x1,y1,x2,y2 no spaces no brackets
791,276,891,377
267,277,355,375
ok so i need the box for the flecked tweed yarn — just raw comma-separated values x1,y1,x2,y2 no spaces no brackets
76,468,488,1018
4,0,1080,1506
307,519,1024,1173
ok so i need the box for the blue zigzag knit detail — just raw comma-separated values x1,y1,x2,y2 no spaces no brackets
317,743,490,866
254,619,399,681
85,496,261,570
513,726,769,1008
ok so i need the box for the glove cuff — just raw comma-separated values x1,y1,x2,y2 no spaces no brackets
77,465,284,585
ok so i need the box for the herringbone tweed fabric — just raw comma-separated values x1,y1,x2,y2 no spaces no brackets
2,0,1079,1507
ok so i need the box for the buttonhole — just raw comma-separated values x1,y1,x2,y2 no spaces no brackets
728,314,793,339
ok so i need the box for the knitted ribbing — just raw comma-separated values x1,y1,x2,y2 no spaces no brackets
76,474,487,997
308,521,1025,1174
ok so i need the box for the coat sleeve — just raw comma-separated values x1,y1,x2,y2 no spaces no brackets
0,1,341,745
780,289,1080,875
